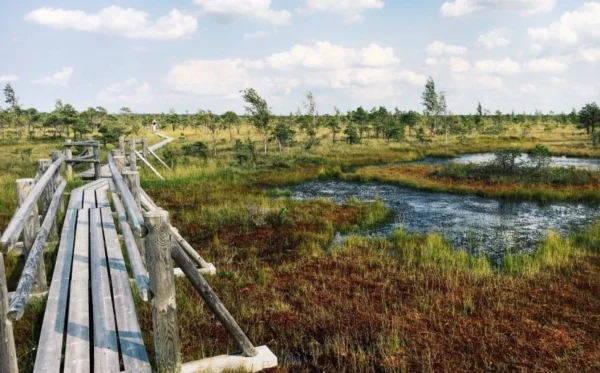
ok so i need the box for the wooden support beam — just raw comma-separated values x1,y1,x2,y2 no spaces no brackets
142,138,149,159
16,179,47,294
109,181,149,301
50,151,63,217
148,147,171,170
8,181,67,320
1,155,64,251
37,159,52,218
93,146,101,180
108,155,146,237
0,253,18,373
171,242,258,357
124,171,145,260
119,136,125,154
130,140,138,172
65,139,73,179
144,210,181,373
134,150,164,180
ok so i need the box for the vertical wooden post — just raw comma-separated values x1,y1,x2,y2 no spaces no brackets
93,145,101,180
0,253,18,373
37,159,57,238
124,171,144,259
144,210,181,373
119,136,125,154
65,139,73,180
142,138,149,159
16,179,47,293
51,151,64,217
129,140,138,172
87,140,94,172
37,159,52,217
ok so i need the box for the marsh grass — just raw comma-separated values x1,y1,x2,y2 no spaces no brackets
3,124,600,372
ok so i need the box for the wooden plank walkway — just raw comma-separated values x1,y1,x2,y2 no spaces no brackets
78,133,173,179
34,181,151,373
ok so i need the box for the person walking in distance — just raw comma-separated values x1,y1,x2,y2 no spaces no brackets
152,119,157,133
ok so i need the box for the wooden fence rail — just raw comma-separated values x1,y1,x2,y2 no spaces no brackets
108,154,146,237
0,154,64,251
8,180,67,320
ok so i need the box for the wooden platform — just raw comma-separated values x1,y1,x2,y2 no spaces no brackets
34,181,151,373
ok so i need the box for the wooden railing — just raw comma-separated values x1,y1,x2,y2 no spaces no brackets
64,139,101,180
0,150,66,372
108,148,276,372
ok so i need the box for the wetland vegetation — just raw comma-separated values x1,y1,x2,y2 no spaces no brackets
2,81,600,372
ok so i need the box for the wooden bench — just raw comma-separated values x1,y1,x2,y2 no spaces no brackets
34,182,151,373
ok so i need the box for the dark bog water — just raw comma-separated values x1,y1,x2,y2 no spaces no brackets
291,180,599,263
413,153,600,170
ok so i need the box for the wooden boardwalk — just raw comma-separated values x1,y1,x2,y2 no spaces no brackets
34,179,151,373
79,134,173,179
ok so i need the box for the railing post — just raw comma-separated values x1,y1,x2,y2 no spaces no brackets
51,151,64,217
129,140,138,172
64,139,73,180
0,253,18,373
111,149,125,172
16,179,47,293
124,171,145,259
87,139,94,172
144,210,181,373
119,136,125,154
142,138,149,159
93,144,101,180
37,159,57,238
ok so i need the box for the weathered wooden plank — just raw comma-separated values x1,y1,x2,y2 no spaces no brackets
16,179,47,293
0,253,18,373
64,209,91,373
101,208,151,372
34,208,77,373
134,150,164,180
9,180,67,320
148,148,171,170
108,155,145,237
90,209,120,373
108,180,149,301
96,185,111,208
0,154,63,250
144,210,181,372
171,242,258,357
68,188,84,210
83,188,97,209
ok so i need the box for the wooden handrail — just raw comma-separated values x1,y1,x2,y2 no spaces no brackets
8,180,67,320
108,154,146,237
0,155,64,251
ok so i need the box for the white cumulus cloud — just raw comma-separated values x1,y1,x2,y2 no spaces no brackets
25,6,197,40
0,75,19,83
298,0,385,22
441,0,555,17
426,41,467,56
33,67,74,86
579,47,600,63
448,57,471,73
475,58,521,75
528,2,600,49
194,0,291,25
525,57,569,73
477,29,511,50
266,41,399,70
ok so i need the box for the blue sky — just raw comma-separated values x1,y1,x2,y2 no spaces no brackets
0,0,598,114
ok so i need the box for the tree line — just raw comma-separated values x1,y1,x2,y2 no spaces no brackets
2,80,600,152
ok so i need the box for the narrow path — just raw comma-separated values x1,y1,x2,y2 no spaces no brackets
34,180,151,373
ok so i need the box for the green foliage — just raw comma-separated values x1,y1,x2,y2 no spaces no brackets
344,122,361,144
416,127,431,144
233,139,257,166
181,141,210,159
242,88,272,155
